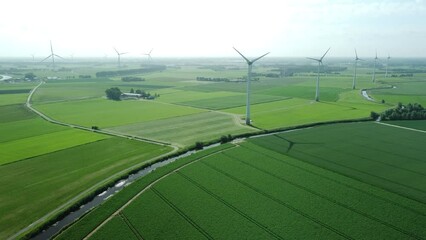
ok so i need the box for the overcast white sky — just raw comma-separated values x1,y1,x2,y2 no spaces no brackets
1,0,426,58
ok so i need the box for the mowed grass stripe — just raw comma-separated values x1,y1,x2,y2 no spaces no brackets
220,151,425,239
108,111,254,146
200,156,417,239
0,129,108,165
0,118,66,143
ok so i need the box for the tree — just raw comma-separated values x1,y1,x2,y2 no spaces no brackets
105,87,122,101
25,72,36,80
195,141,204,150
130,88,134,93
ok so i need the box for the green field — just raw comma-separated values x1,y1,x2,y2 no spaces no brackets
108,111,255,146
65,121,425,239
2,59,426,239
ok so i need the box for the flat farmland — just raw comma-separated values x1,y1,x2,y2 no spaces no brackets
0,137,172,239
223,97,388,129
82,121,425,240
108,111,256,146
33,98,205,128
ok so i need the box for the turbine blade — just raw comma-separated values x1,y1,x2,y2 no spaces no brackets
114,47,119,55
149,48,153,54
306,57,320,62
354,48,358,59
121,52,129,55
233,47,250,64
54,54,64,59
50,41,54,55
251,52,270,63
320,47,331,60
41,55,52,62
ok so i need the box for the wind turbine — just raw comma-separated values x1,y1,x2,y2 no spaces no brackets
352,49,364,90
143,49,153,61
31,54,35,62
372,50,379,83
307,47,331,101
41,41,64,69
385,54,391,78
233,47,269,125
114,47,128,68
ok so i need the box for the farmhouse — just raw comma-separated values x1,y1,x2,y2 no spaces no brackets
121,92,142,99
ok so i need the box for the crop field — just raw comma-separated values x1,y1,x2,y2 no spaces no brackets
383,120,426,131
108,111,256,146
0,83,174,239
34,97,205,128
78,121,425,240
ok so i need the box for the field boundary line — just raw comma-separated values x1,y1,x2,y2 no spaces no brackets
177,171,284,240
238,144,426,217
200,161,354,240
82,145,236,240
222,152,424,239
151,187,214,240
118,212,144,240
376,121,426,134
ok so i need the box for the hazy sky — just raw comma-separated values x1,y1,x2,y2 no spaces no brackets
1,0,426,58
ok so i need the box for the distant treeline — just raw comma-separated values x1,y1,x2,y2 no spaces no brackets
391,73,414,77
96,65,166,77
271,65,347,77
196,77,230,82
122,76,145,82
252,72,280,78
372,102,426,120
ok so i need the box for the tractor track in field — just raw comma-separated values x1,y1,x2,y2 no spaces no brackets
82,145,237,240
220,152,424,240
376,121,426,134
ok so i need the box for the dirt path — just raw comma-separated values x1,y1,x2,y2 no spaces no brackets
376,121,426,134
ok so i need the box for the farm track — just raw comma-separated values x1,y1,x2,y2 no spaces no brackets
118,212,144,240
284,143,426,196
82,145,237,239
10,82,179,240
238,144,426,217
376,121,426,134
199,160,354,240
151,188,214,240
221,152,423,239
176,171,284,240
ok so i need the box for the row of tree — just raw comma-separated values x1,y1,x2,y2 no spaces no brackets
371,102,426,120
122,76,145,82
96,65,166,77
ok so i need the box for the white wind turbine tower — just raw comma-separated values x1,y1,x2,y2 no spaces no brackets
114,47,128,68
352,49,364,90
385,54,391,78
372,50,379,83
41,41,64,69
233,47,269,125
307,47,331,101
143,49,153,61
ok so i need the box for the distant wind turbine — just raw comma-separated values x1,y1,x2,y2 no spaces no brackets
385,54,391,78
307,47,331,101
31,54,35,62
143,49,153,61
41,41,64,69
114,47,128,67
352,49,364,90
372,50,379,83
233,47,269,125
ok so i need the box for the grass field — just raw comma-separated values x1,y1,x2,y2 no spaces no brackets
76,121,425,240
34,98,205,128
108,111,256,146
0,138,172,239
384,120,426,131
